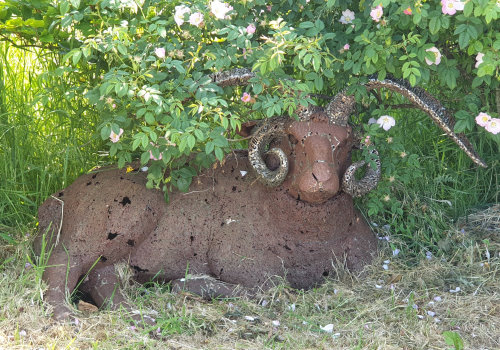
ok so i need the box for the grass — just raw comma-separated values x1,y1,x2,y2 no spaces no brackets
0,41,499,349
0,42,103,231
0,207,498,349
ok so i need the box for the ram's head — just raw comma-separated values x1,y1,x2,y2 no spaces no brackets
228,72,487,204
243,106,379,204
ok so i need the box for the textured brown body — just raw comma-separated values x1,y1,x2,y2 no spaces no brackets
36,149,376,319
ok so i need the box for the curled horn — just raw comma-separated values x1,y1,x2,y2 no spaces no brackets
342,148,381,197
247,117,290,186
324,92,383,196
326,75,487,168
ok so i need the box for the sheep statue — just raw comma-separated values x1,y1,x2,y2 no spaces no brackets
35,69,486,321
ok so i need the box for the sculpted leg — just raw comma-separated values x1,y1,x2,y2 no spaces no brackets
41,249,82,321
79,264,129,310
80,264,156,325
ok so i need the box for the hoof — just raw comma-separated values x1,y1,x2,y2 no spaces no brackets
52,305,73,322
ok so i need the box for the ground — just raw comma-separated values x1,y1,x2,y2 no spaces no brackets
0,205,498,349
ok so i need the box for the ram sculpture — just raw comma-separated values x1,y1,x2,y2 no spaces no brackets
35,69,486,321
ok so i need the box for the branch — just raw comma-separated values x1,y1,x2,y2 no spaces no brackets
0,33,57,51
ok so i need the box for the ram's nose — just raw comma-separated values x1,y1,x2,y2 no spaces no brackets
298,161,340,203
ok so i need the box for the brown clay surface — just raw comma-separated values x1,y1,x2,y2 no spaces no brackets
35,118,377,318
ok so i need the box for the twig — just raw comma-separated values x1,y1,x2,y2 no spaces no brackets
226,135,253,142
50,195,64,246
183,189,210,195
0,33,56,51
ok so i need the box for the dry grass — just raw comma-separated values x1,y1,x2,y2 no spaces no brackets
0,206,499,350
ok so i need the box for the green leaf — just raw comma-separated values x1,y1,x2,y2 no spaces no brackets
377,69,386,81
141,133,149,149
443,331,464,350
175,176,192,192
101,126,110,140
117,44,127,56
299,21,314,28
455,110,471,120
194,129,204,141
110,143,118,157
149,130,158,143
454,119,470,133
463,1,473,17
409,74,416,87
429,17,441,35
214,146,224,161
187,134,196,150
118,156,126,169
145,112,155,125
132,137,141,150
60,0,70,15
326,0,336,7
172,61,186,74
471,76,483,88
312,54,321,72
82,46,91,58
141,151,150,165
303,53,312,66
72,50,82,65
458,32,470,49
205,141,214,154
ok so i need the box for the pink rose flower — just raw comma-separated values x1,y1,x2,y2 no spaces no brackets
210,0,233,19
241,92,251,103
425,47,442,66
154,47,166,59
377,115,396,131
441,0,465,15
149,150,163,161
475,112,491,127
189,12,204,27
149,143,163,161
109,128,124,143
370,5,383,22
246,23,256,34
174,5,190,26
339,9,355,24
485,118,500,135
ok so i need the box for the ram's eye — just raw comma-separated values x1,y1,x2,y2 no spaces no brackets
288,134,298,145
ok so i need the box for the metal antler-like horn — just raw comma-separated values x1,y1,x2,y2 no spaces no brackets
326,75,487,168
325,91,356,126
247,117,289,186
342,148,381,197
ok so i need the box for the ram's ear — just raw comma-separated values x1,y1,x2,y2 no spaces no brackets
236,121,259,137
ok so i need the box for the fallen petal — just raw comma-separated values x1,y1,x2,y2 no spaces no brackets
320,324,334,333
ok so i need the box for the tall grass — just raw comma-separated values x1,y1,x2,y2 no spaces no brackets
0,43,102,236
357,104,499,257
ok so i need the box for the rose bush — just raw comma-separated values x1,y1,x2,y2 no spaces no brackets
0,0,498,200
